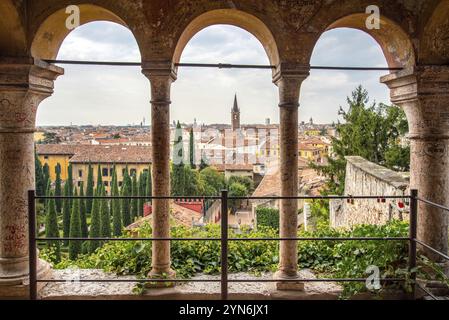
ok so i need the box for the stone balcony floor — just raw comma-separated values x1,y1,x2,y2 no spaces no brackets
40,269,345,300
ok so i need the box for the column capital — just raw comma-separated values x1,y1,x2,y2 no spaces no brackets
272,62,310,85
141,60,177,82
380,65,449,105
0,58,63,133
274,63,309,109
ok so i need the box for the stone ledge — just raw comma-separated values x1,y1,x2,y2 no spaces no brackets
37,268,408,300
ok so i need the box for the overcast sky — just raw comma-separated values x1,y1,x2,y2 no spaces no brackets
37,22,390,126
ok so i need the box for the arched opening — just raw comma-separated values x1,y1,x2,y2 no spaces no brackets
420,0,449,64
31,4,129,60
171,23,279,224
35,21,148,198
327,13,415,69
173,9,280,68
0,0,27,56
302,25,411,225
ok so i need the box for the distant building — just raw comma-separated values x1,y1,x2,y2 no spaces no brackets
36,144,152,193
231,94,240,131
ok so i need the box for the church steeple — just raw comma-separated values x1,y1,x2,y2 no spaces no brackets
232,94,239,113
231,93,240,130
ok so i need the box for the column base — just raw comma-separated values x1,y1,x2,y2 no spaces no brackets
273,270,304,291
145,268,177,288
0,258,52,299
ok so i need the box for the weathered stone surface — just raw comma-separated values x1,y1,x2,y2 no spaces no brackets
0,60,63,296
332,156,410,228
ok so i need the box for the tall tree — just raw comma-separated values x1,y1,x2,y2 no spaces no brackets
130,173,138,221
100,186,111,239
35,150,45,197
311,85,409,195
96,165,103,190
62,181,71,247
45,191,61,263
88,192,101,253
111,166,122,236
67,164,73,206
68,189,81,260
137,172,145,217
43,163,50,191
189,127,196,169
44,178,51,209
79,182,88,238
54,163,62,213
172,121,185,196
145,166,152,203
86,163,94,213
121,177,131,227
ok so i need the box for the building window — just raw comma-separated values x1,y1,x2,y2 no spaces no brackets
110,168,113,176
102,168,108,177
44,156,49,160
78,170,83,178
77,181,82,187
104,181,109,187
130,169,137,176
119,181,123,187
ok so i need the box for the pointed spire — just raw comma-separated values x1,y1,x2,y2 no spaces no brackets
232,93,239,113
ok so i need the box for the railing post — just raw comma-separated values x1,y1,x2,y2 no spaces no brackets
221,189,228,300
28,190,37,301
409,189,418,300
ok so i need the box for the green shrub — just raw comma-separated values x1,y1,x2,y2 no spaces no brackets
48,220,424,298
256,207,279,230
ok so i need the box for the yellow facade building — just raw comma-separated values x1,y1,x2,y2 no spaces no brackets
36,144,152,193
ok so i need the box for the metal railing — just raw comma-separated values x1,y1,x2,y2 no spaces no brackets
27,189,449,300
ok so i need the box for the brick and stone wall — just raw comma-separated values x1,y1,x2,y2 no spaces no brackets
330,156,410,228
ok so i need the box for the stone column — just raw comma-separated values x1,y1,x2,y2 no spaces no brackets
381,66,449,268
0,57,63,298
273,63,309,290
142,62,177,283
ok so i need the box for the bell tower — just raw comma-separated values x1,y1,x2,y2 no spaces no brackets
231,94,240,131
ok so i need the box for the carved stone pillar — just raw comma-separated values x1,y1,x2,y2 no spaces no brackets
381,66,449,268
0,57,63,298
273,63,309,290
142,62,177,284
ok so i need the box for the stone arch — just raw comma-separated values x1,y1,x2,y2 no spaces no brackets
31,4,137,60
0,1,27,56
313,13,416,69
172,9,280,67
420,0,449,65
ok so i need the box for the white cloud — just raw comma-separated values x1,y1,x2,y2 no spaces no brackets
37,22,392,126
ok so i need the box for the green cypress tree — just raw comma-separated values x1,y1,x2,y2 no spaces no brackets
96,165,103,190
146,166,152,202
43,163,50,191
86,163,94,213
35,150,45,197
67,164,73,207
130,173,138,221
172,121,185,196
137,172,145,217
79,182,88,238
68,189,82,260
54,163,62,213
45,178,51,209
100,186,111,239
111,166,122,236
88,192,101,253
121,178,131,227
62,181,71,247
189,127,196,169
45,191,61,263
